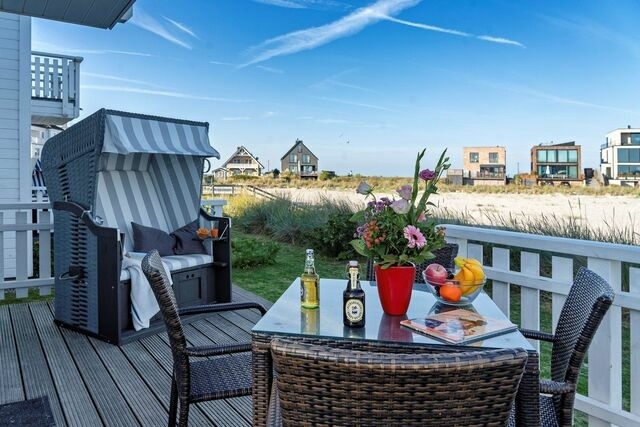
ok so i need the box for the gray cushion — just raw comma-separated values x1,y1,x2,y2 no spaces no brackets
132,222,176,256
173,219,207,255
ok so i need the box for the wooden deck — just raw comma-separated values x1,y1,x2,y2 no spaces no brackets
0,286,272,427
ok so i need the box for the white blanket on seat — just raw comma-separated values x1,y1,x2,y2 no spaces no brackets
122,254,173,331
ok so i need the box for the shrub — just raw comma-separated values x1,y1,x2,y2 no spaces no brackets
319,170,337,181
306,211,357,260
232,237,280,269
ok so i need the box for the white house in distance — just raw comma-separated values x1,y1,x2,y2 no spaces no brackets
601,126,640,186
0,2,135,278
213,145,264,180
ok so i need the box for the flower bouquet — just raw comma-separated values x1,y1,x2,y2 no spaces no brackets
349,148,450,314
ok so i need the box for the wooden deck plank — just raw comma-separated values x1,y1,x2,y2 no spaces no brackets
59,326,139,427
29,302,102,426
137,334,216,426
0,305,24,403
89,337,168,427
9,304,67,427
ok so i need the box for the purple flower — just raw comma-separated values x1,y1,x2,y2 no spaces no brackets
419,169,435,181
380,197,392,206
396,184,412,200
356,181,372,195
391,199,410,214
404,225,426,249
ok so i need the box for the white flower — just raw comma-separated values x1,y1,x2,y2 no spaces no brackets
356,181,372,195
391,199,410,214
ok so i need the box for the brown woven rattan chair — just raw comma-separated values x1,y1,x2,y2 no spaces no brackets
142,250,267,427
511,267,614,427
270,338,528,426
365,242,459,283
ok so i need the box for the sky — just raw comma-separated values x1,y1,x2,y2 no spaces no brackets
32,0,640,176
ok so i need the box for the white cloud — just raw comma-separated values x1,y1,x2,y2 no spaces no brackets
210,60,236,66
163,16,200,40
32,41,153,57
130,7,192,49
316,96,400,112
83,72,165,89
254,0,306,8
81,84,253,103
221,116,252,121
242,0,422,66
254,0,349,9
256,65,285,73
476,35,524,47
263,111,277,117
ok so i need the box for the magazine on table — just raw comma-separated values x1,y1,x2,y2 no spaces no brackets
400,308,517,344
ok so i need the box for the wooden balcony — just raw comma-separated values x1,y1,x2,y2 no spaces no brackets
31,51,82,125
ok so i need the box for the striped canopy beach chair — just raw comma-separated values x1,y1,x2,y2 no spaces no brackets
42,109,231,345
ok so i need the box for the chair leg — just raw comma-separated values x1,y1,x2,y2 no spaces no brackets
168,377,178,427
177,400,190,427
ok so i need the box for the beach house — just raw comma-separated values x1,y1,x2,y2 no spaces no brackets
280,138,319,179
601,127,640,186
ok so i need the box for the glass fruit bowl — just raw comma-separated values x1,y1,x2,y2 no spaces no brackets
422,270,486,306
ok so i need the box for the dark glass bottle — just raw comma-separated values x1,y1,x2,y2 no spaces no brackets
343,260,365,328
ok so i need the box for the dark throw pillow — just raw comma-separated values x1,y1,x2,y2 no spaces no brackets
131,222,176,256
172,219,208,255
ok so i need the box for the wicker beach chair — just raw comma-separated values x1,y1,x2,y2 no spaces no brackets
511,267,614,427
365,243,459,283
42,109,231,344
142,250,266,427
270,337,528,426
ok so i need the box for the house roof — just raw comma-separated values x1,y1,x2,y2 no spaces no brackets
0,0,135,29
280,139,319,161
221,146,264,169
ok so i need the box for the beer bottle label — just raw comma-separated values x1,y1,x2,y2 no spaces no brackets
345,299,364,322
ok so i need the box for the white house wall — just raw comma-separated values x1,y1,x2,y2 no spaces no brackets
0,12,31,278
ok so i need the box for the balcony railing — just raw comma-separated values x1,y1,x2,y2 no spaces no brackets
444,224,640,427
31,51,82,121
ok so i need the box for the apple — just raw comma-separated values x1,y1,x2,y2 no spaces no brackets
424,263,448,284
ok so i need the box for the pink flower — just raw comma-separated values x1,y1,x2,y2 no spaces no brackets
419,169,435,180
391,199,409,214
396,184,412,200
417,211,426,222
404,225,426,249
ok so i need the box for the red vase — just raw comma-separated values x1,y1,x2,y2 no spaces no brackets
374,264,416,315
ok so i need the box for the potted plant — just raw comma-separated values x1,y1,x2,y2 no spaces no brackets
350,149,450,315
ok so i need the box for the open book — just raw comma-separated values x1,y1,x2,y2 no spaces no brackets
400,309,517,344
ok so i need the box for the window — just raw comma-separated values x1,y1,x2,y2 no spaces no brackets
488,152,499,163
619,148,640,163
618,165,640,176
302,165,314,173
469,152,479,163
290,154,297,163
568,150,578,162
632,134,640,145
289,164,297,172
547,150,557,163
302,154,311,163
537,150,546,162
557,150,568,163
568,166,578,178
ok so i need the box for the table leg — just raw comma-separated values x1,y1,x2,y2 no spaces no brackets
516,349,540,426
252,333,273,427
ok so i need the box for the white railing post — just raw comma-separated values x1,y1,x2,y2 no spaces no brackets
38,210,52,297
586,257,623,427
631,267,640,419
15,212,28,298
492,247,511,317
551,256,572,333
521,251,541,351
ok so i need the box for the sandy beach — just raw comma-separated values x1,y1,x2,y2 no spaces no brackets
268,188,639,233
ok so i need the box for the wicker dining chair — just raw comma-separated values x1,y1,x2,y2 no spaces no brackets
270,338,528,427
141,250,267,427
512,267,614,427
365,243,459,283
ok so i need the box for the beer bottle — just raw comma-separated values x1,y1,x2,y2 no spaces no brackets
300,249,319,308
343,260,365,327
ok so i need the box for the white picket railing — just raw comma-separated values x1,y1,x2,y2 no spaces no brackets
443,224,640,427
31,51,82,117
0,199,227,300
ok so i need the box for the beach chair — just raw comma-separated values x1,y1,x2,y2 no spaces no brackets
42,109,230,345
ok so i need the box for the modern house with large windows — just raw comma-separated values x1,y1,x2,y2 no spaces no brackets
530,141,582,186
280,138,319,179
462,146,506,185
601,127,640,186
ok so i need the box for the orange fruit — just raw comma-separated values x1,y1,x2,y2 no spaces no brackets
440,284,462,302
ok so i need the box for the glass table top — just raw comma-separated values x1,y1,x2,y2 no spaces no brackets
253,278,534,350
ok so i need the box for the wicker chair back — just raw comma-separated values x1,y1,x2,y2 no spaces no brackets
271,338,528,427
551,267,615,385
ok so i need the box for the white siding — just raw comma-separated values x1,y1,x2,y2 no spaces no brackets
0,12,31,278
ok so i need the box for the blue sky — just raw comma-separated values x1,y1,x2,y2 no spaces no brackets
32,0,640,176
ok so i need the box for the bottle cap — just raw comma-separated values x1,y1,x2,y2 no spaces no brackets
306,249,314,255
349,260,358,267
